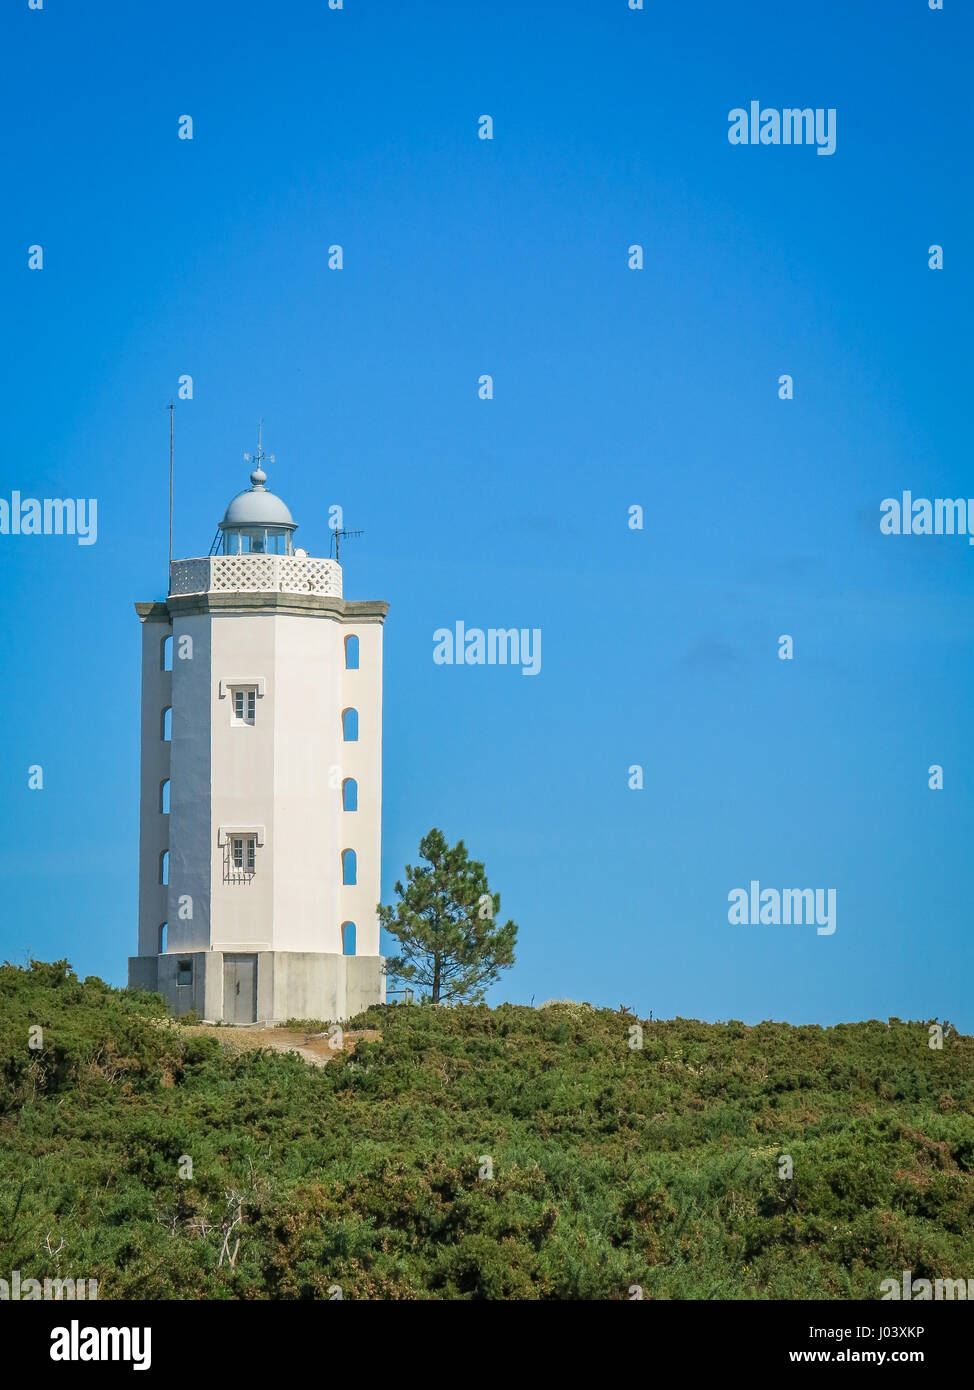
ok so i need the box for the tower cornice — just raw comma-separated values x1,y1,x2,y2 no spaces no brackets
165,592,389,621
134,601,171,623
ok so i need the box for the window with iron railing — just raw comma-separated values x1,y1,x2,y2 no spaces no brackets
225,835,257,883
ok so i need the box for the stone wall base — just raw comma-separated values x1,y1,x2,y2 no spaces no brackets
127,951,385,1024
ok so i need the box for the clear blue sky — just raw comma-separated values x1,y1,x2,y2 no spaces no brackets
1,0,971,1029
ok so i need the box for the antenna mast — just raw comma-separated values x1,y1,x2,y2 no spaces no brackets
331,525,363,564
168,402,174,570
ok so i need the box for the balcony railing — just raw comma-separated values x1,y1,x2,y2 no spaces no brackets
169,554,342,599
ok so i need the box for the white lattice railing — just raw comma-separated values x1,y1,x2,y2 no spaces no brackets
169,555,343,599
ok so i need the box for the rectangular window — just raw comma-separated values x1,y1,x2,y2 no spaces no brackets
231,687,257,725
232,836,256,874
177,959,193,987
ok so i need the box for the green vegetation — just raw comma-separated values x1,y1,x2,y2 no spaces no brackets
380,828,517,1004
1,960,972,1300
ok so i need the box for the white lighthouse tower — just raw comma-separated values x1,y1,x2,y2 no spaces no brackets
128,438,387,1023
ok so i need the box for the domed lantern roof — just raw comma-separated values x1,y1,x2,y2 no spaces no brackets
216,427,298,556
220,467,296,530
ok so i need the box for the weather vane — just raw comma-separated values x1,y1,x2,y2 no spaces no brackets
244,418,275,474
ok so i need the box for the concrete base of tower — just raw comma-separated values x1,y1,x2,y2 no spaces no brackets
127,951,385,1025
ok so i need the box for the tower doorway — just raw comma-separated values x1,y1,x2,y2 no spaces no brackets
223,954,258,1025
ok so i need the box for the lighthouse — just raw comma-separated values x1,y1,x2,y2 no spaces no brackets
128,439,387,1023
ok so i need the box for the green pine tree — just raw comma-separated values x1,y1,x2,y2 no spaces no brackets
379,828,517,1004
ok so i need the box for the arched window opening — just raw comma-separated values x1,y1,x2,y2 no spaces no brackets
160,850,169,886
341,922,356,956
161,634,173,671
342,708,358,742
344,634,359,670
161,707,172,741
160,779,170,814
342,849,357,886
159,922,167,953
342,778,358,812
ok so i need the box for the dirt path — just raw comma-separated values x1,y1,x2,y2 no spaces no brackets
178,1024,381,1068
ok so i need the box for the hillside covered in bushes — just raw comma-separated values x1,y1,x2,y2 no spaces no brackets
0,960,972,1299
